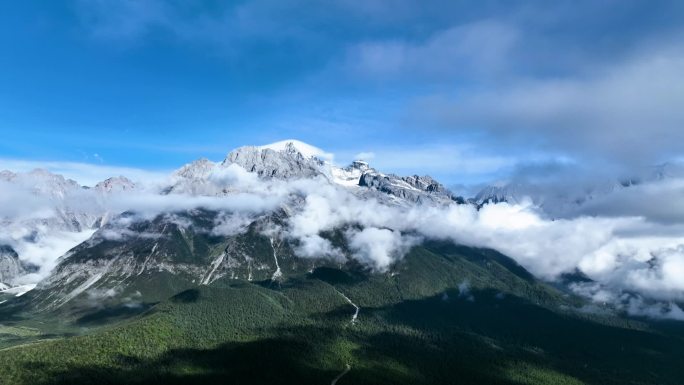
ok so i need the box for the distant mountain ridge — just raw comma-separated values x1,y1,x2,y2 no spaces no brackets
0,141,462,289
0,140,678,296
2,141,684,385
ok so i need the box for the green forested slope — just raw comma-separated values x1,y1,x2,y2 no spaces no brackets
1,243,683,385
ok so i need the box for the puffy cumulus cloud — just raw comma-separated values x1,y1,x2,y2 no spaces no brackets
0,181,60,221
570,282,684,321
106,190,281,218
285,182,397,237
207,164,260,189
404,203,684,301
83,287,144,310
278,181,684,310
99,228,161,242
623,246,684,298
10,230,97,285
294,235,342,261
625,298,684,321
578,177,684,224
346,228,420,271
211,212,256,237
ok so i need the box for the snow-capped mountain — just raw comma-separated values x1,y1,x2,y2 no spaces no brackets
0,170,142,287
0,140,463,294
0,169,81,199
94,176,137,194
165,140,461,205
2,139,684,332
359,169,458,205
223,141,332,180
473,163,684,217
473,183,528,207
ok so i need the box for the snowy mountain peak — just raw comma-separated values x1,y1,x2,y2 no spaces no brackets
330,160,374,187
174,158,217,180
257,139,333,162
0,168,82,199
94,176,137,193
222,141,329,180
349,160,370,172
473,184,527,207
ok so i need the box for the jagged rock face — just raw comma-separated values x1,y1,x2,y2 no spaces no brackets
358,171,455,204
473,185,522,206
4,169,82,199
348,160,370,173
3,141,463,296
330,160,369,187
167,141,459,207
0,169,105,232
31,209,330,309
94,176,136,193
223,143,328,180
0,245,24,285
165,158,218,195
174,158,216,181
401,175,448,194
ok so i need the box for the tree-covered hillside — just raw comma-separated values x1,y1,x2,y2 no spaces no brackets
1,241,683,385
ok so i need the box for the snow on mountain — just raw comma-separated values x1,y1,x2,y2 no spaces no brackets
258,139,334,162
174,158,217,181
472,162,684,218
0,169,141,288
473,184,527,206
164,141,334,194
331,160,370,187
1,168,81,200
166,140,460,206
165,158,218,195
223,141,332,180
0,169,98,232
359,169,458,205
94,176,137,193
0,140,462,290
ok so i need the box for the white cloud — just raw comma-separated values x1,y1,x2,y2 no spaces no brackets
211,212,254,237
347,20,519,80
273,178,684,308
0,158,169,186
2,155,684,317
346,227,420,271
353,152,376,161
294,235,343,260
11,230,97,285
336,144,516,184
415,45,684,167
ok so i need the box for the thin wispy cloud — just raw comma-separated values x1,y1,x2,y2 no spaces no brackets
0,158,169,186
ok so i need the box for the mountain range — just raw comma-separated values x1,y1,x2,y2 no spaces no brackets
0,140,683,385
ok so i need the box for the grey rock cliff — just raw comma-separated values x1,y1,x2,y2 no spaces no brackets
0,245,24,286
223,142,328,180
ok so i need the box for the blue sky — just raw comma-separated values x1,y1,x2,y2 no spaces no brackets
2,1,684,187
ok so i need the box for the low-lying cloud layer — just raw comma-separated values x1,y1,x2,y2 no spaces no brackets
2,162,684,320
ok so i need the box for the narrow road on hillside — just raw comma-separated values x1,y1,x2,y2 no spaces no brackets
330,364,351,385
333,288,359,324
